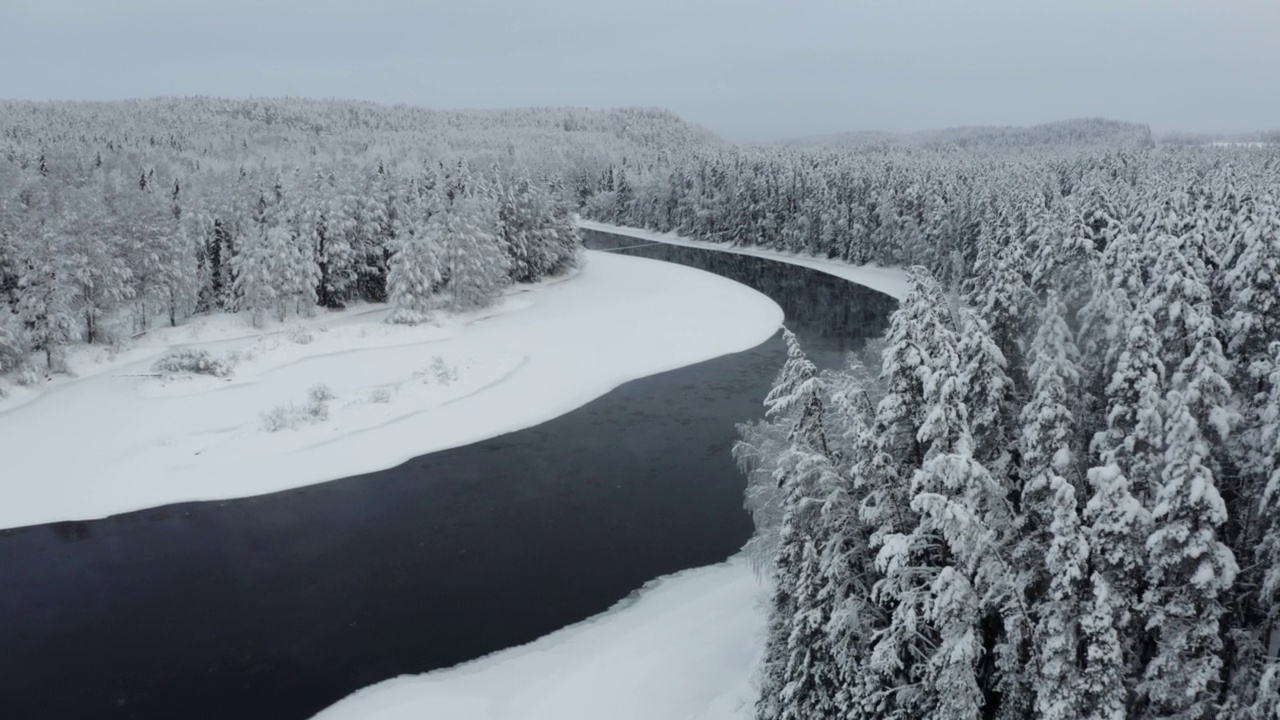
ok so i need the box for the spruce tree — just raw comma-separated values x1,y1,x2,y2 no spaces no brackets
1139,388,1237,719
439,194,510,311
1019,292,1089,720
1247,342,1280,718
386,195,442,325
756,330,844,720
1080,463,1142,720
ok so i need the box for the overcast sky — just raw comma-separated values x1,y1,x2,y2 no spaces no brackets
2,0,1276,142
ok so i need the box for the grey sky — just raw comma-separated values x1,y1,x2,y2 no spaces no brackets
2,0,1276,142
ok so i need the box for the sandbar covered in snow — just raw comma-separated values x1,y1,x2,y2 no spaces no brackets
312,557,765,720
0,250,782,530
577,219,910,300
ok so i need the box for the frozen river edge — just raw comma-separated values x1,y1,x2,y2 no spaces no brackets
311,223,908,720
0,247,783,531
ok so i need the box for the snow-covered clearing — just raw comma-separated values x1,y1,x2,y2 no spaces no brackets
577,219,910,300
312,556,765,720
0,250,782,530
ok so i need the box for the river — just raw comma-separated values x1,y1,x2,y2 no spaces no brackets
0,229,895,719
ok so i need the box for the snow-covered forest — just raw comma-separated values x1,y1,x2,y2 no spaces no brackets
0,99,717,383
583,120,1280,717
5,97,1280,718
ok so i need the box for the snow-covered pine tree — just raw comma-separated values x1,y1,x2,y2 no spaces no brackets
498,177,542,283
860,266,1016,719
1076,275,1132,457
871,266,954,474
200,214,238,312
1083,297,1166,713
386,190,441,325
1138,386,1237,720
1092,299,1166,503
755,330,844,720
65,225,133,344
1080,463,1142,720
541,191,582,278
953,306,1034,719
0,304,27,375
763,446,847,720
276,223,320,321
1249,342,1280,719
970,224,1034,388
1140,221,1240,720
1208,195,1280,714
764,329,832,457
304,171,357,309
1029,200,1097,312
851,267,949,716
1223,194,1280,486
436,192,510,311
49,180,135,343
230,200,307,327
110,173,189,331
1018,291,1090,720
892,300,1012,720
230,226,276,327
1146,230,1233,440
958,308,1018,492
815,358,885,719
16,227,79,370
356,165,396,303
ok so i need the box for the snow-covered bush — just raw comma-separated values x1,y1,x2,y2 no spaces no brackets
260,384,336,432
259,405,292,433
0,312,29,374
151,349,236,378
308,383,335,405
414,355,458,384
288,327,315,345
15,364,41,386
430,356,457,384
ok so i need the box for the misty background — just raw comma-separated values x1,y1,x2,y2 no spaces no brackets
2,0,1276,142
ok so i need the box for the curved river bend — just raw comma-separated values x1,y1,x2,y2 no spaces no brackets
0,230,896,720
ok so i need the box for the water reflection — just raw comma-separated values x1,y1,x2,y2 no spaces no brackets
580,230,895,368
49,520,93,543
0,230,896,720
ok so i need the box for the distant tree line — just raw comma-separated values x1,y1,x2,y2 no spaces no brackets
0,99,712,380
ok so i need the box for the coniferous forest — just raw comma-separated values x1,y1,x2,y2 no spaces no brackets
593,120,1280,719
4,99,1280,718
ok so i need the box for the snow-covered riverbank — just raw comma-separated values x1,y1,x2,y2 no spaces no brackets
311,225,906,720
576,219,910,301
313,556,765,720
0,249,782,530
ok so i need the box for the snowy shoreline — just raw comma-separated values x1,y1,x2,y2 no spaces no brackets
2,220,906,720
311,225,907,720
0,249,782,531
312,555,765,720
576,219,910,301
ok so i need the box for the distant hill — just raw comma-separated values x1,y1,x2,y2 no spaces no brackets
777,118,1155,151
1158,129,1280,146
0,97,722,176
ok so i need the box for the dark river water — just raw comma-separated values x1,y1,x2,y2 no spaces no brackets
0,229,895,720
